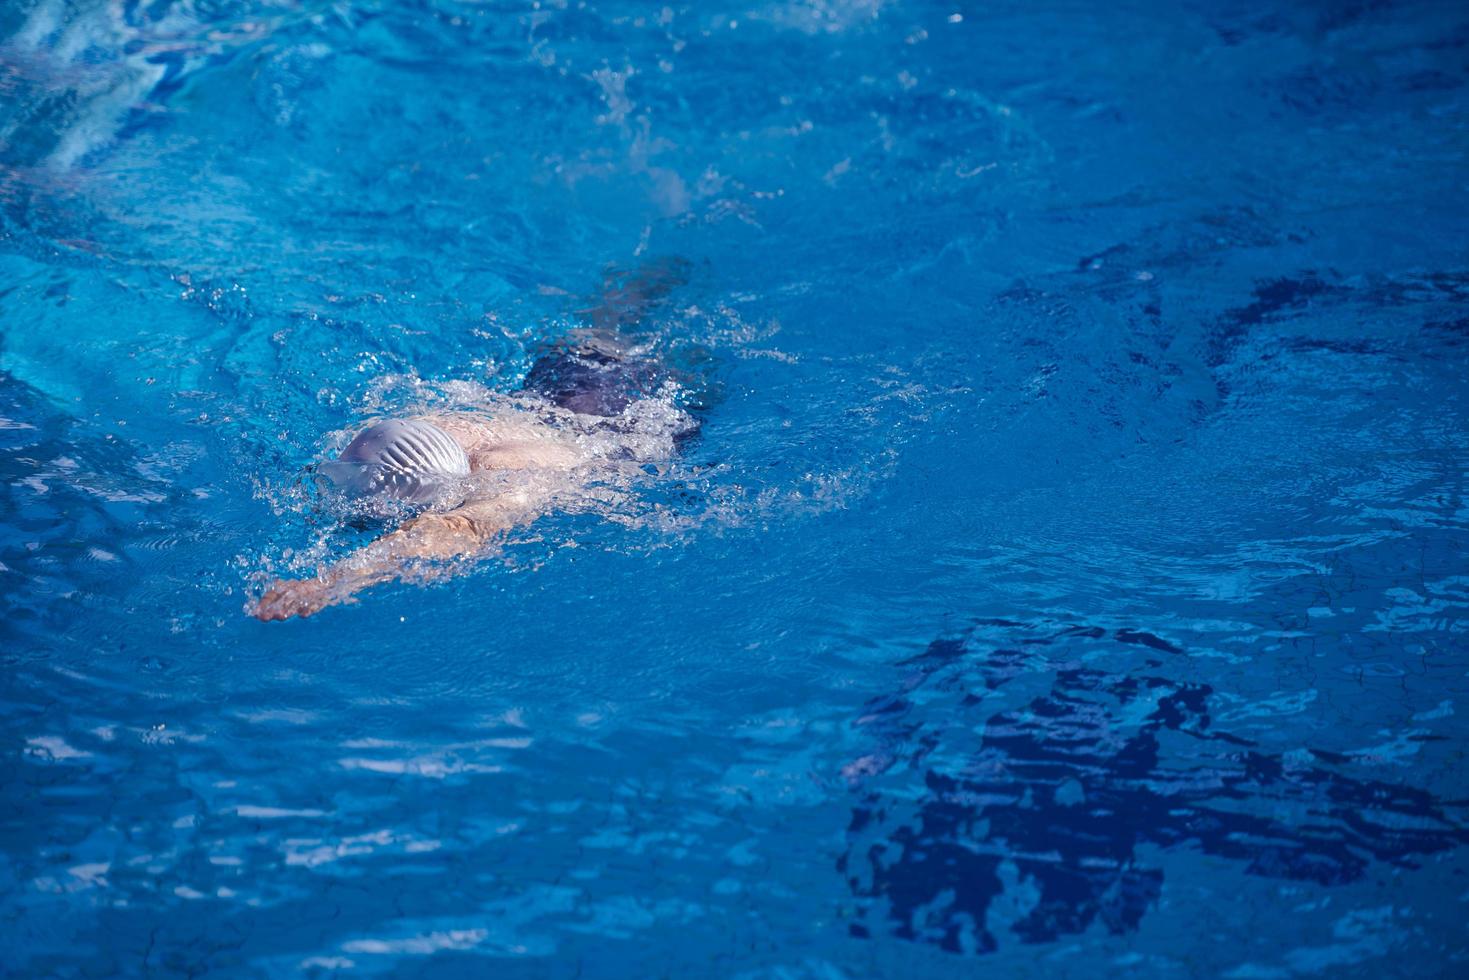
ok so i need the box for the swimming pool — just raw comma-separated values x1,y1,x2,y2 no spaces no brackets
2,0,1466,975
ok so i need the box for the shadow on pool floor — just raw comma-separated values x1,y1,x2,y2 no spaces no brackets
838,622,1469,955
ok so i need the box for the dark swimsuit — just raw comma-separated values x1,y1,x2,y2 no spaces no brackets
521,338,667,418
521,334,705,448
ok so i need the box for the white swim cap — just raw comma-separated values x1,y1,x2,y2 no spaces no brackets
316,419,470,504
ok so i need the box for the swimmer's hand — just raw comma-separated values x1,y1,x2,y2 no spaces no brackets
253,577,338,621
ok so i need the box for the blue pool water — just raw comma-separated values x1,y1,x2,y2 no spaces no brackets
3,0,1468,975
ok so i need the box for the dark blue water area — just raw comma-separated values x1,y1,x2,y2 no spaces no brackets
2,0,1468,976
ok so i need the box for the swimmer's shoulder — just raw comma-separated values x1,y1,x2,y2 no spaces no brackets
413,410,583,472
412,411,493,452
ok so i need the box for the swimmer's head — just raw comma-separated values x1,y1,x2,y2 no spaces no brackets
316,418,470,506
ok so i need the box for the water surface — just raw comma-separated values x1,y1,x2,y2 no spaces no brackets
2,1,1467,976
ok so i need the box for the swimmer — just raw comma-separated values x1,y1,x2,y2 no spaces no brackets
252,260,696,621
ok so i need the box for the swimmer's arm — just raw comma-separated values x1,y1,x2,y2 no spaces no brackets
252,496,535,621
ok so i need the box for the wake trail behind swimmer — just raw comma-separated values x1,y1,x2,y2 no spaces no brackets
252,259,698,622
